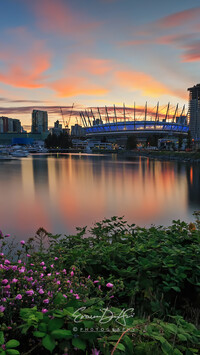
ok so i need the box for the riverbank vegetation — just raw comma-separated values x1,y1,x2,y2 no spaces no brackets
1,215,200,354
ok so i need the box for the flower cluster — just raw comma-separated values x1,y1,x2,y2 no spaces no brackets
0,240,115,324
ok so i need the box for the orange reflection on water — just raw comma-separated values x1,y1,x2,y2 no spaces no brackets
0,154,193,239
190,166,193,185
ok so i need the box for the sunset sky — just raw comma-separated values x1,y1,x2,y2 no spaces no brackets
0,0,199,130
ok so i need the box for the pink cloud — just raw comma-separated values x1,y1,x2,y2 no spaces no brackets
69,56,113,76
32,0,101,36
155,7,200,29
0,28,51,89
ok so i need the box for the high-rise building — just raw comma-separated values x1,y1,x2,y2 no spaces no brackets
13,119,21,133
52,120,63,136
32,110,48,133
188,84,200,139
0,116,21,133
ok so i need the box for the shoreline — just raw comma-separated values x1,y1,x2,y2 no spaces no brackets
119,150,200,163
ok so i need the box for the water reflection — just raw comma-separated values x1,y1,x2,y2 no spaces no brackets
0,154,200,240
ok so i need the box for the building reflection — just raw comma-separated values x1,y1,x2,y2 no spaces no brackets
0,154,198,240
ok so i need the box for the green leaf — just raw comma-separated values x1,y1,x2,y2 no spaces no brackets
172,286,181,292
0,331,4,346
33,331,46,338
116,343,126,351
83,321,94,328
6,350,20,355
42,335,56,353
123,335,133,353
173,349,183,355
51,329,72,339
48,318,64,332
38,322,48,332
177,334,187,341
107,335,121,341
6,340,20,349
110,342,126,352
161,340,173,355
72,338,86,351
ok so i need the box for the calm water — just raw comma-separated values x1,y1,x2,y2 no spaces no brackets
0,153,199,241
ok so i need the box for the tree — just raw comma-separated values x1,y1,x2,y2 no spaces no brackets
45,132,72,148
126,135,137,150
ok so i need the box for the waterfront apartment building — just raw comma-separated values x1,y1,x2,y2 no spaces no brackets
0,117,21,133
32,110,48,133
188,84,200,140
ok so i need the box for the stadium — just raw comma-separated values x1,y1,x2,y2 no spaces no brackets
77,103,189,144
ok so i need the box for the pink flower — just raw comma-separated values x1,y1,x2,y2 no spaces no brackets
5,234,10,238
18,260,22,264
70,289,73,293
27,254,31,257
2,279,8,285
43,266,46,270
4,259,10,265
42,308,48,313
27,277,33,282
92,349,100,355
76,295,80,300
39,289,44,294
15,294,22,300
40,262,45,266
62,269,66,274
43,299,49,304
0,253,4,256
56,281,61,285
19,267,25,273
20,240,25,245
50,264,54,268
12,265,17,271
54,257,58,260
47,273,51,277
63,294,67,298
26,290,34,296
70,271,74,277
12,278,18,283
106,283,114,288
93,280,99,284
88,275,91,279
0,305,5,312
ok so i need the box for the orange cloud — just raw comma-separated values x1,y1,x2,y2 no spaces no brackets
115,70,187,100
51,77,109,97
71,56,113,76
0,28,51,89
32,0,100,36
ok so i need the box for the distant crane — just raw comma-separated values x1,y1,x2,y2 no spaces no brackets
60,103,74,129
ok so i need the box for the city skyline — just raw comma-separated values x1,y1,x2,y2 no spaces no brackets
0,0,200,130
